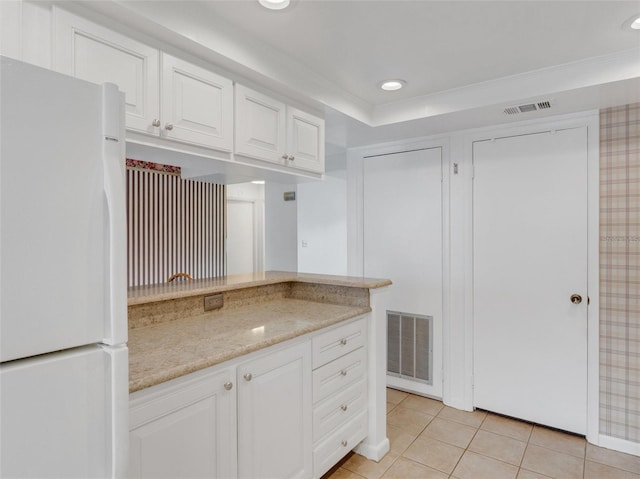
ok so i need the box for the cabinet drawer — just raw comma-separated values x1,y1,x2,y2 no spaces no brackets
312,318,366,369
313,411,367,479
313,348,366,404
313,379,367,443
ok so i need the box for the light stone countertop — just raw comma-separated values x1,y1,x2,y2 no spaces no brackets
128,298,370,393
127,271,392,306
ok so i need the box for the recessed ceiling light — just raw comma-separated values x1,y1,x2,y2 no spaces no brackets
379,80,406,91
251,180,265,185
258,0,290,10
622,13,640,30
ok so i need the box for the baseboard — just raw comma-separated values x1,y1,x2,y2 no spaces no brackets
354,437,390,462
597,434,640,457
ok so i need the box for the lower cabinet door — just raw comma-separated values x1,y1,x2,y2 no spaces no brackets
237,341,312,479
129,368,237,479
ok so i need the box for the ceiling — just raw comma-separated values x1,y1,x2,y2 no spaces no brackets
201,0,640,105
83,0,640,149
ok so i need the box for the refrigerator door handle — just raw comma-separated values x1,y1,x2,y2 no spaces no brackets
102,83,127,345
103,344,129,479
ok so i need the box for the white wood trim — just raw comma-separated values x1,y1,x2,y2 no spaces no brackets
354,287,390,462
597,435,640,457
586,113,600,445
226,196,265,273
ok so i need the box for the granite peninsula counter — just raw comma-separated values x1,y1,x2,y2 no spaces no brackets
127,271,393,473
127,271,391,393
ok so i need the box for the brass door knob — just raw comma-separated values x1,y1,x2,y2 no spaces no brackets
570,294,582,304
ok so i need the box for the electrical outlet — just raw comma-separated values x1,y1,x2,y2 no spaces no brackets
204,294,223,311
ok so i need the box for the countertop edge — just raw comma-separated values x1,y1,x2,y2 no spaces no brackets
127,271,392,306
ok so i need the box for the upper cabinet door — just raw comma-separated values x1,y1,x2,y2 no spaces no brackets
235,84,286,165
161,54,233,151
53,8,159,134
286,107,325,174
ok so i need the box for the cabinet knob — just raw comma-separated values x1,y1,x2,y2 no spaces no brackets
224,382,233,391
340,338,347,346
341,440,348,447
164,123,174,131
340,369,347,376
152,119,161,127
288,155,295,161
341,404,348,411
281,154,289,160
244,373,253,382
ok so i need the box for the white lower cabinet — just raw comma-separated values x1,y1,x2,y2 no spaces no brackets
128,317,368,479
237,342,312,479
129,367,236,479
311,319,368,478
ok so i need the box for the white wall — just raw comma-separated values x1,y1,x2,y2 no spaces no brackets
264,182,297,271
297,171,348,275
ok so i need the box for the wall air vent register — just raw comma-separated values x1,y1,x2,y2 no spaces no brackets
387,311,433,385
504,100,552,115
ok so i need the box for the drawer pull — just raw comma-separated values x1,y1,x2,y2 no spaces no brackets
341,404,348,411
224,382,233,391
244,373,253,382
340,369,347,376
341,440,348,447
340,338,347,346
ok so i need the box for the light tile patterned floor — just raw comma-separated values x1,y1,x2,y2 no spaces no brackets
322,388,640,479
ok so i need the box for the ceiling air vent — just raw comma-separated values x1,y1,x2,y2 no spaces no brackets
503,100,552,116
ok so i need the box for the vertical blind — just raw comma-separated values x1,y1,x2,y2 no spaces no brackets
126,161,226,287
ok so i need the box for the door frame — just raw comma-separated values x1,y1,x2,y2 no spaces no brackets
226,196,265,274
347,137,451,400
461,111,600,443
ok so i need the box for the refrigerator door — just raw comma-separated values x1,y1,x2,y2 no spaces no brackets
0,344,128,478
0,57,126,362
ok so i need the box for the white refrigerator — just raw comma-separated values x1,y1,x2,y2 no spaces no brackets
0,56,128,478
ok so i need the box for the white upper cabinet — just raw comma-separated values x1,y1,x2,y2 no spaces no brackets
235,84,324,174
287,107,325,174
53,8,159,135
234,84,287,164
53,9,233,151
161,54,233,150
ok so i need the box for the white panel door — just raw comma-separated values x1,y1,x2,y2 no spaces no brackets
53,8,159,134
473,128,588,434
0,345,126,479
237,342,312,479
161,54,233,150
227,200,256,275
286,107,325,173
129,368,237,479
235,84,286,164
363,148,443,398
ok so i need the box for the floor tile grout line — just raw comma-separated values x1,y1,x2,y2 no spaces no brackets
382,390,640,479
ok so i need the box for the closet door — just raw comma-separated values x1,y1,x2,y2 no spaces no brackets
473,127,588,434
363,148,443,398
